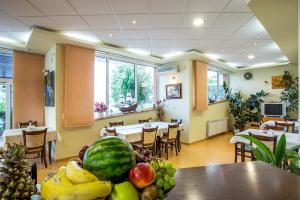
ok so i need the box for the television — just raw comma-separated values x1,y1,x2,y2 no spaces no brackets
261,102,287,117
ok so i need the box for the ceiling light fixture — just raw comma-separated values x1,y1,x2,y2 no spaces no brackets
193,18,204,26
132,20,137,24
0,36,18,44
163,51,184,58
109,33,113,37
62,32,99,43
127,48,150,56
253,42,257,46
247,54,255,59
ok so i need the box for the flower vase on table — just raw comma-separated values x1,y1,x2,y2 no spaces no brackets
94,101,108,118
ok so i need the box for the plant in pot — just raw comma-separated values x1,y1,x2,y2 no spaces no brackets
240,134,300,175
280,76,298,118
94,101,108,117
155,99,166,121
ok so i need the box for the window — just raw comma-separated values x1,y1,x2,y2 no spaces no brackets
94,55,156,117
207,70,229,103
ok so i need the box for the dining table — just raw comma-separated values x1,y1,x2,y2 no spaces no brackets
1,127,59,164
230,128,300,149
261,120,299,131
167,161,300,200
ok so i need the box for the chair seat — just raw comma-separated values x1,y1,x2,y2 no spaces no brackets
161,137,176,143
236,143,252,152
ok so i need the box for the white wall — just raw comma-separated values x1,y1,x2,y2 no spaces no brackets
231,65,298,102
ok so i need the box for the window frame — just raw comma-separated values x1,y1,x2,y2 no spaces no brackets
207,68,230,103
95,53,157,118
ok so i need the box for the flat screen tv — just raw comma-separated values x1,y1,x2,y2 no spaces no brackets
261,102,286,117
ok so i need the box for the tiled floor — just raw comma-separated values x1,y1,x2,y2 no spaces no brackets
37,132,235,183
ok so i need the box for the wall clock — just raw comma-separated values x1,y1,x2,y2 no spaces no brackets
244,72,252,80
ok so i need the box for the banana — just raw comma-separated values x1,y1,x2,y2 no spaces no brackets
65,159,99,184
41,166,112,200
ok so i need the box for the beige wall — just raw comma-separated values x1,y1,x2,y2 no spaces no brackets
50,44,156,159
13,51,45,128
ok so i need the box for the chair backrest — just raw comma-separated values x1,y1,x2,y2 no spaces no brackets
18,120,38,128
105,127,117,136
167,124,178,141
22,128,47,153
249,132,278,153
265,125,285,131
109,121,124,127
170,118,182,125
262,117,284,123
275,121,295,133
138,118,151,124
142,127,157,147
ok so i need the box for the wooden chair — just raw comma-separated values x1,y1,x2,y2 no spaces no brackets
22,128,48,168
249,122,261,129
104,127,117,136
132,127,157,153
161,124,178,160
233,128,252,163
249,132,278,158
275,121,295,133
138,118,151,124
18,120,38,128
262,116,284,123
109,121,124,127
264,125,285,131
170,118,183,152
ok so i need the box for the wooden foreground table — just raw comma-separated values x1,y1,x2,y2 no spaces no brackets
167,161,300,200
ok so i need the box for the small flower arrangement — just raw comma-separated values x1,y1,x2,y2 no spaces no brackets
155,99,166,121
94,101,108,113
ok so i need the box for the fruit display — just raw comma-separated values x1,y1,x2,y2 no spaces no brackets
41,165,112,200
129,163,156,189
0,143,36,200
40,136,176,200
83,136,136,183
79,145,90,161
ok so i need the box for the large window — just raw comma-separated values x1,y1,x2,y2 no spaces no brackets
94,56,156,116
208,69,229,103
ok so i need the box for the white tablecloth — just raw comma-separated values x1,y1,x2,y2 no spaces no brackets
261,120,299,131
230,128,300,149
100,122,185,143
2,127,59,147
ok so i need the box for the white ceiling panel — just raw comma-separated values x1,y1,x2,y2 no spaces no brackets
0,0,42,16
197,40,223,48
151,48,172,56
68,0,112,15
126,39,151,48
223,0,252,12
104,39,128,47
95,29,125,40
151,29,180,40
202,29,234,39
117,14,150,29
124,30,151,39
212,13,253,29
0,17,30,31
18,16,58,30
230,17,266,39
0,11,8,17
221,39,247,47
83,15,118,29
109,0,148,14
242,39,274,49
177,29,207,40
150,0,189,13
175,40,199,48
188,0,230,12
50,16,89,30
152,40,175,48
182,13,219,29
255,31,272,40
28,0,77,15
151,14,184,29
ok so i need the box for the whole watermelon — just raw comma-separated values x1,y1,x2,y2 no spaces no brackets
83,136,136,183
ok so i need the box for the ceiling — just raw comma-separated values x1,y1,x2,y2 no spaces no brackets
0,0,291,68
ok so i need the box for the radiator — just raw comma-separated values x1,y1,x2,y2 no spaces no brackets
207,118,228,137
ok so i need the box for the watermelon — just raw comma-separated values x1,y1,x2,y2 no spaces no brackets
83,136,136,183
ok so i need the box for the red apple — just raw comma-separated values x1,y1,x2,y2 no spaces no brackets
129,163,156,189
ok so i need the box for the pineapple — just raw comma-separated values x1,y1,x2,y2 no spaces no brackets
0,143,36,200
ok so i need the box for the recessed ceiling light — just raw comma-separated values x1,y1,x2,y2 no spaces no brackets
253,42,257,46
193,18,204,26
248,54,255,59
127,48,150,56
132,20,137,24
163,51,184,58
109,33,113,37
0,36,18,44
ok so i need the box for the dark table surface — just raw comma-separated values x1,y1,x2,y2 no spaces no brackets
167,161,300,200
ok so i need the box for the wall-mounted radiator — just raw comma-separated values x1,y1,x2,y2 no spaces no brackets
207,118,228,137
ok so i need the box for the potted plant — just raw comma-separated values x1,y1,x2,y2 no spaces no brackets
155,99,166,121
94,101,108,117
280,76,298,118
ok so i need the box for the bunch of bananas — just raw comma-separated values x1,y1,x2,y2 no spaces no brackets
41,160,112,200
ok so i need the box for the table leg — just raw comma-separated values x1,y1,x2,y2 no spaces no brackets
48,141,52,164
156,136,161,158
241,143,245,162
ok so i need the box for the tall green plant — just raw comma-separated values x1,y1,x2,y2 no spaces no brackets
280,76,298,114
240,134,300,175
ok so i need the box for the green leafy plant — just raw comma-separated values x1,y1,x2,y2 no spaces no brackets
240,134,300,175
0,102,5,113
280,76,298,114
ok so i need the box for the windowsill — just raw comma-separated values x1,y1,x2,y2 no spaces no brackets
94,108,157,121
208,99,228,105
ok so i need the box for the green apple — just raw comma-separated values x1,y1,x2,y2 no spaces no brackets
109,181,140,200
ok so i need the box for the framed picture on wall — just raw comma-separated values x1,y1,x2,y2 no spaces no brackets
166,83,182,99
